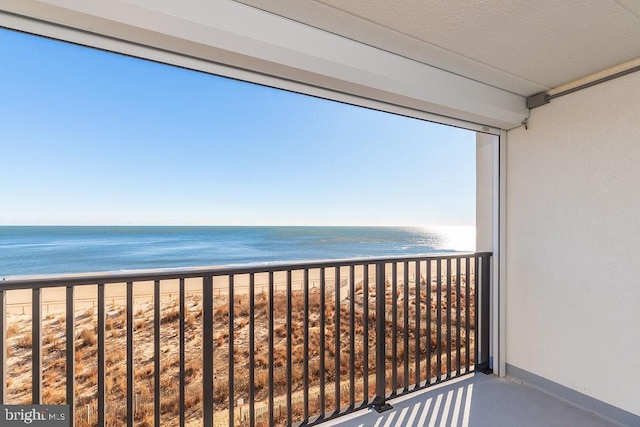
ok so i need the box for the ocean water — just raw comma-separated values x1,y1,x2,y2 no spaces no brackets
0,226,475,277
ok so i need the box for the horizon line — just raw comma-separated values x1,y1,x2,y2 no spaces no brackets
0,223,475,228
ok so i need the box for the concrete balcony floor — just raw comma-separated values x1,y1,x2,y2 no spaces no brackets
323,373,620,427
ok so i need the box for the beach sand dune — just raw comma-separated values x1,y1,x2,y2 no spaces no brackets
4,260,473,316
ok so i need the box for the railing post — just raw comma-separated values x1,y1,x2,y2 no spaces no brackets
371,262,392,412
66,286,75,427
477,255,493,374
203,275,214,427
179,278,185,427
127,281,134,427
153,280,161,427
97,283,106,427
32,288,42,404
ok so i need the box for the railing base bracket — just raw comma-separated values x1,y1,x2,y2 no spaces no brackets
370,397,393,413
372,403,393,413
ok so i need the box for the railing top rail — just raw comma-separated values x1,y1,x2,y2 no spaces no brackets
0,252,491,290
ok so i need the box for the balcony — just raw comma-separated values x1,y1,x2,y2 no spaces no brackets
2,0,640,424
0,251,631,427
1,253,492,426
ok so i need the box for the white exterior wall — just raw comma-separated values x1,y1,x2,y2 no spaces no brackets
505,71,640,415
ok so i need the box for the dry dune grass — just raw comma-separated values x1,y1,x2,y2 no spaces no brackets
4,273,475,426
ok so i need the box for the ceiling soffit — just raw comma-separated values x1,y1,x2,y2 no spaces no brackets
235,0,640,97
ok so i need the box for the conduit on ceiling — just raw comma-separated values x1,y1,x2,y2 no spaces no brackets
527,57,640,109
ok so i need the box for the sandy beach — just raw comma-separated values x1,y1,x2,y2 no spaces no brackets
4,259,474,315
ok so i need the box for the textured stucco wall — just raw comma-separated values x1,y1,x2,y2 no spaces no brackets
506,71,640,415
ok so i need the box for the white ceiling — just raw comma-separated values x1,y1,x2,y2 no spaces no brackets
4,0,636,128
235,0,640,97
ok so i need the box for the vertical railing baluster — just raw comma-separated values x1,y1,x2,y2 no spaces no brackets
372,262,391,412
154,280,161,427
203,275,214,427
228,275,235,427
414,260,420,389
286,270,292,425
436,260,442,383
456,257,462,376
32,287,42,404
127,281,134,427
403,261,410,391
268,271,274,427
349,265,355,408
179,278,185,427
65,286,75,426
302,269,309,422
391,262,397,395
0,290,5,405
319,267,326,418
447,258,452,379
465,258,471,373
334,267,341,415
362,264,369,406
426,260,431,385
249,273,255,427
97,283,105,427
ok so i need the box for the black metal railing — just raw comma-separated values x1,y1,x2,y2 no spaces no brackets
0,252,491,426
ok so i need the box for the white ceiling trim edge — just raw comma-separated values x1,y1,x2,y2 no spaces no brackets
0,10,499,135
0,0,528,130
233,0,550,96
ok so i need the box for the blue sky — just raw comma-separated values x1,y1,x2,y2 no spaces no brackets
0,28,476,226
